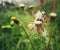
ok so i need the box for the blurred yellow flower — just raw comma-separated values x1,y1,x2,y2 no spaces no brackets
11,17,16,21
10,21,14,25
6,25,11,28
1,26,6,29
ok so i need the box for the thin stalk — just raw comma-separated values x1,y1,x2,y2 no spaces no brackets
22,26,35,50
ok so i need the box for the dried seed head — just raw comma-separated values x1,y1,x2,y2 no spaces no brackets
50,12,57,17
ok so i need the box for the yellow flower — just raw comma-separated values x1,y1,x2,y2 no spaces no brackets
10,21,14,25
11,17,16,21
6,25,11,28
1,26,6,29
